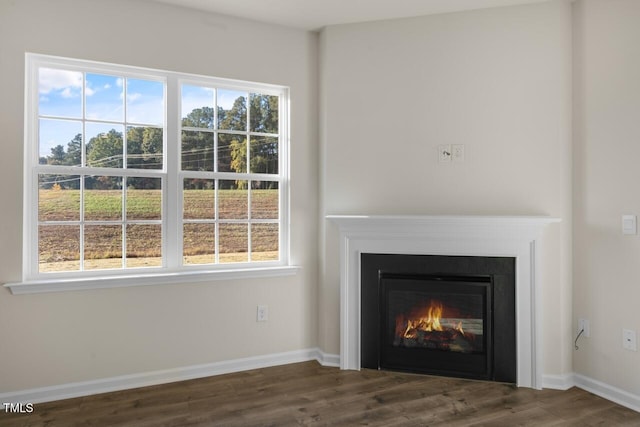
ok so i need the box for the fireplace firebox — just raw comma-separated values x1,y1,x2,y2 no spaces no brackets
361,254,516,383
381,273,492,379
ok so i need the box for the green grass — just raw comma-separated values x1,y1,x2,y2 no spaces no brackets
39,188,277,221
83,190,122,220
38,188,279,271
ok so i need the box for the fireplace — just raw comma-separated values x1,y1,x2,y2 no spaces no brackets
361,254,516,383
327,215,560,389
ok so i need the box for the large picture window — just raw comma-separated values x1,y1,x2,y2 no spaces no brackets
23,54,290,288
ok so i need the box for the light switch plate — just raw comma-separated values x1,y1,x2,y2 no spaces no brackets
622,215,637,235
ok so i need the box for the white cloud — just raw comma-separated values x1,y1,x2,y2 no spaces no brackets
60,87,74,98
127,92,142,103
38,68,82,95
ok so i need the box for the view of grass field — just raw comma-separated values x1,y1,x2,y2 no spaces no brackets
38,187,279,272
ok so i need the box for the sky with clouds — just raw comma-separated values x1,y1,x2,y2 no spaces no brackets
38,67,164,159
37,67,251,161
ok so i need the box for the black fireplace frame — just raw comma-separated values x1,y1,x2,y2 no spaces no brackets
361,253,516,383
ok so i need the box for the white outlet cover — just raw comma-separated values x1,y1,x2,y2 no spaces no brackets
623,329,637,351
578,318,590,338
257,305,268,322
452,144,465,162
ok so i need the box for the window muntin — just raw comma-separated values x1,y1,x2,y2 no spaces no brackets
179,82,282,265
34,62,166,275
26,54,288,281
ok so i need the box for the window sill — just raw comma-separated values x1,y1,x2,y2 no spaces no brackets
4,266,301,295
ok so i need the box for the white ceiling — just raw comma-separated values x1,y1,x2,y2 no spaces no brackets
147,0,553,31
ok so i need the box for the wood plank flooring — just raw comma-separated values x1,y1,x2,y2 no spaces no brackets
2,361,639,426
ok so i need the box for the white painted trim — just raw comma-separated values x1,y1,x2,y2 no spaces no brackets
542,373,575,391
4,265,301,294
21,53,292,289
574,373,640,414
327,214,560,389
529,373,640,413
314,350,341,367
0,348,326,405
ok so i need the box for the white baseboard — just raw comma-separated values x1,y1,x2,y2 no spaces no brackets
0,348,331,405
543,372,639,413
314,349,340,367
573,373,640,413
542,373,575,391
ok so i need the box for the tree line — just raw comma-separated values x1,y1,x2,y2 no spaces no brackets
40,94,279,191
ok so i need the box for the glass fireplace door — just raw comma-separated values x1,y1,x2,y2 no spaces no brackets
379,274,492,380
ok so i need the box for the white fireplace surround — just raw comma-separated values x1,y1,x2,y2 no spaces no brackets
327,215,560,389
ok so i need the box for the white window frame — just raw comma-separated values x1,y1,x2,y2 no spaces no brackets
5,54,297,295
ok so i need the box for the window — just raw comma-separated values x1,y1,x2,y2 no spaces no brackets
21,54,291,289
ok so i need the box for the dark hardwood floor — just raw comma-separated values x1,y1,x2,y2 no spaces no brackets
2,361,639,426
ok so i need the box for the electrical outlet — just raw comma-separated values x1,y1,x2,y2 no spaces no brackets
438,145,452,163
623,329,637,351
452,144,465,162
578,318,590,338
257,305,268,322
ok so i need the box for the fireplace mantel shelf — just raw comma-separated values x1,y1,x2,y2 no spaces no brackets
327,214,560,228
326,214,560,389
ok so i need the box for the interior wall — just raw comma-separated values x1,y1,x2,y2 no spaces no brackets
573,0,640,396
319,0,573,378
0,0,319,392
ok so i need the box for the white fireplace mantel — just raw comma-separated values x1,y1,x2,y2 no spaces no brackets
327,215,560,389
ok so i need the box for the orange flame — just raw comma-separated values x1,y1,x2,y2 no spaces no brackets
400,301,445,339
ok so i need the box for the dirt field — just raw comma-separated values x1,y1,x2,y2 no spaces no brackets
38,188,279,272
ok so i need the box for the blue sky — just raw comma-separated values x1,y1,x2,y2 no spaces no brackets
38,67,164,159
38,67,248,160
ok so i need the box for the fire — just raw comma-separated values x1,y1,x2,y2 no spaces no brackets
401,301,444,338
394,299,480,353
455,321,464,335
397,300,467,339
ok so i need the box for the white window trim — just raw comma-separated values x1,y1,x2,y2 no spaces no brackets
5,266,301,295
5,53,297,294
